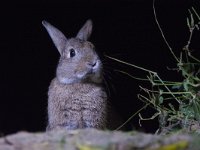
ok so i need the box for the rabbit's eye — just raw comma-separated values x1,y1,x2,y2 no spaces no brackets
69,48,76,58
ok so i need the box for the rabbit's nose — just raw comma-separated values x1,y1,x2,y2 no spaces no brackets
87,61,97,68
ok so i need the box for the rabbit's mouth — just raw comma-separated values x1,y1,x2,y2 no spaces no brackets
76,68,101,83
76,70,94,79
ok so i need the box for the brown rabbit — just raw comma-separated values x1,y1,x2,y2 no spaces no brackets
42,20,108,130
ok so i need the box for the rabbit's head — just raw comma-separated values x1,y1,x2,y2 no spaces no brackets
43,20,102,84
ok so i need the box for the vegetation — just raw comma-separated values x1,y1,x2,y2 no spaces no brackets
107,2,200,134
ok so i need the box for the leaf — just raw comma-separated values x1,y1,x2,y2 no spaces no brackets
193,101,200,120
191,12,195,28
159,96,164,104
187,17,191,29
168,103,176,112
183,80,189,91
172,84,182,90
159,89,164,95
181,106,194,119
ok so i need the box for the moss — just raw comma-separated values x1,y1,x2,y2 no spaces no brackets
154,140,188,150
77,144,106,150
59,136,66,150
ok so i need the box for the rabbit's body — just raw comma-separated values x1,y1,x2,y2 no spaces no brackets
43,20,109,130
47,78,107,130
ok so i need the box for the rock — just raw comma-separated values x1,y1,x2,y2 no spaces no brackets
0,129,194,150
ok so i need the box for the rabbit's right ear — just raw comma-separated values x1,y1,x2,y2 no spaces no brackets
42,20,67,55
76,19,93,41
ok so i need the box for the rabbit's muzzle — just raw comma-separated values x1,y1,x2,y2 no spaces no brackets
77,61,99,78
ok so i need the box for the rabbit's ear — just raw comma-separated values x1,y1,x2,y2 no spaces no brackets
42,20,67,55
76,19,93,41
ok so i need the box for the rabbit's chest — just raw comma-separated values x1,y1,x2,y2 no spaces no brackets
53,82,106,111
49,79,106,111
65,88,103,109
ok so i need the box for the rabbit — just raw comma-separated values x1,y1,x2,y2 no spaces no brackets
42,19,108,131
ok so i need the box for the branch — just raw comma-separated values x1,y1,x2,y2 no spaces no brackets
153,0,179,62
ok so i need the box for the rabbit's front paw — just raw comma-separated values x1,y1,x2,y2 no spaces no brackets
65,122,79,130
84,121,95,128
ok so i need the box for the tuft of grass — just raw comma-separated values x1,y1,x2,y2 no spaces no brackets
107,2,200,134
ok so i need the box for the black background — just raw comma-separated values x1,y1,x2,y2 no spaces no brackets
0,0,200,135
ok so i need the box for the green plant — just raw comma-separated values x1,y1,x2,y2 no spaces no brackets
107,2,200,134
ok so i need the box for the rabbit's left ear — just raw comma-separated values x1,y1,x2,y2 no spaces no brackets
76,19,93,41
42,20,67,55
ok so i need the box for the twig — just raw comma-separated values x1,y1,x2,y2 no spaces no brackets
153,0,179,62
156,75,180,103
114,70,149,81
192,7,200,20
106,55,181,103
116,69,182,85
115,104,149,130
105,55,157,74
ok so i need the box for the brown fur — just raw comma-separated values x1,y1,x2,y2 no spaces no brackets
47,78,107,130
43,20,109,131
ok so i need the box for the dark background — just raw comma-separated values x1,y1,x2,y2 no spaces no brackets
0,0,200,135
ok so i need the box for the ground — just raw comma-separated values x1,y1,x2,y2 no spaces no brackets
0,129,199,150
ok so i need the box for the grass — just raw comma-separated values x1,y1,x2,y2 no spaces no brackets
107,1,200,134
